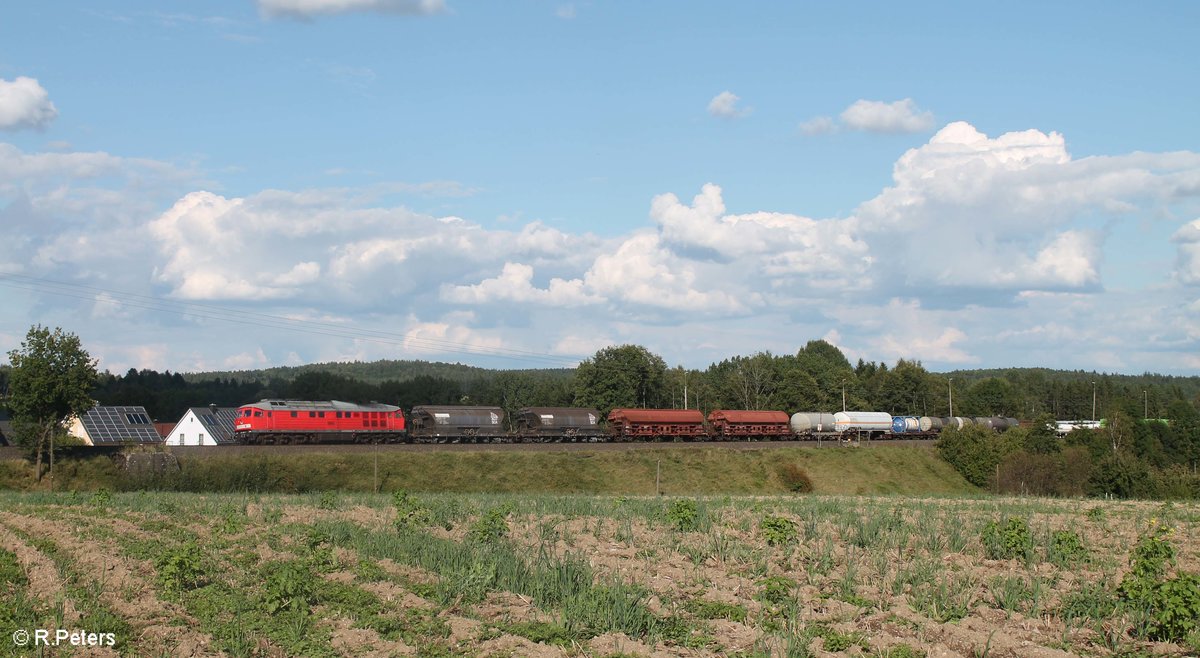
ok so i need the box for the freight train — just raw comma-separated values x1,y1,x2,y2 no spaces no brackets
233,399,1020,444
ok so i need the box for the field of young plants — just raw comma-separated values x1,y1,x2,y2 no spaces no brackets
1,490,1198,658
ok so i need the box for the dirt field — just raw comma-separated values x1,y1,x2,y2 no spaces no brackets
0,491,1197,657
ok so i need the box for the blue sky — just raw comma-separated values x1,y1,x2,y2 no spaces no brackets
1,1,1199,376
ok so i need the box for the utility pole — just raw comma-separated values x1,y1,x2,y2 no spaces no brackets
1143,390,1148,419
1091,381,1097,422
841,380,847,412
948,377,954,417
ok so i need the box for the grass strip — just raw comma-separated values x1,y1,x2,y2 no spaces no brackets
0,548,51,658
315,519,661,641
1,526,135,657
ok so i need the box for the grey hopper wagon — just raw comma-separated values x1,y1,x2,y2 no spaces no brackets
512,407,605,442
409,405,507,443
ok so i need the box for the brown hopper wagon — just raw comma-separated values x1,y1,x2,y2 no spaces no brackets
606,408,707,441
706,409,792,439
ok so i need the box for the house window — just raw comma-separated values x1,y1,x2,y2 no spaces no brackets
199,433,204,443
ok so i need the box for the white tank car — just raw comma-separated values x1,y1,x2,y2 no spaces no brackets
833,411,893,436
789,412,838,434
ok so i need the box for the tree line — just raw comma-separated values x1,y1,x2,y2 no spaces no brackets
937,409,1200,500
5,326,1200,496
6,336,1200,429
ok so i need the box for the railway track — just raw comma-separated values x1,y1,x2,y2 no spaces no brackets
0,438,938,461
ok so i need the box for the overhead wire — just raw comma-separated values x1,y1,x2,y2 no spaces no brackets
0,272,586,368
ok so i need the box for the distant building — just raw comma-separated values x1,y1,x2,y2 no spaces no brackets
67,405,164,446
165,406,238,446
153,422,176,439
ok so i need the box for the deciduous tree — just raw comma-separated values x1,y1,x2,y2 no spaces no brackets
573,345,666,416
6,326,99,482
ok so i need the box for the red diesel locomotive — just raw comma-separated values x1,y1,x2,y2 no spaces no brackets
234,399,406,444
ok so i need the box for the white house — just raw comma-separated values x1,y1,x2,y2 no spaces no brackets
166,406,238,446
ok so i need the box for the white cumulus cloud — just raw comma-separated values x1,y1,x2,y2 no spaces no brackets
798,116,837,136
258,0,445,19
402,313,504,356
839,98,934,134
582,232,754,313
707,91,751,119
6,115,1200,373
848,121,1188,293
1171,218,1200,285
650,183,871,288
442,262,602,307
0,77,58,131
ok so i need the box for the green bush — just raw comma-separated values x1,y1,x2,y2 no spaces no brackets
684,598,747,622
318,491,338,510
936,425,1020,488
0,549,27,589
756,575,795,606
777,463,813,493
1048,529,1087,565
393,490,432,531
1143,573,1200,642
155,542,206,593
1118,521,1200,642
666,499,700,532
505,620,575,647
260,561,315,615
468,507,510,545
91,487,113,507
981,517,1032,560
759,515,797,546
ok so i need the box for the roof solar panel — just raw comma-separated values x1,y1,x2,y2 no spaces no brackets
79,406,164,444
192,407,238,444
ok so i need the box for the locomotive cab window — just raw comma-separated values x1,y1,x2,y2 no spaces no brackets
291,411,298,418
